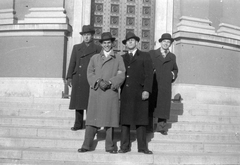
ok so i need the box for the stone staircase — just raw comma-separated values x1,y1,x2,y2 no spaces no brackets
0,97,240,165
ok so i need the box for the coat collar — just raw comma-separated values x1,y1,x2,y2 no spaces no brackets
78,41,98,57
124,49,140,64
100,49,116,59
100,49,116,67
154,48,171,63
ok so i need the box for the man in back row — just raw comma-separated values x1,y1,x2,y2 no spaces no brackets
66,25,101,131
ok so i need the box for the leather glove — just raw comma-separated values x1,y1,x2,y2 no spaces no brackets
66,79,72,87
99,80,112,91
93,78,102,90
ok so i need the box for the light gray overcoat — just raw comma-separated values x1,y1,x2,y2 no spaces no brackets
86,50,126,127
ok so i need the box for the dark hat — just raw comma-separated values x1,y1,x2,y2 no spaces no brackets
80,25,95,35
158,33,174,43
122,32,140,45
99,32,115,43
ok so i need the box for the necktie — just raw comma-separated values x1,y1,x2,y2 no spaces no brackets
129,53,133,60
162,50,167,58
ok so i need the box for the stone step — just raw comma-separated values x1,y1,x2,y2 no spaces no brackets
169,114,240,124
0,108,75,118
0,97,70,105
1,126,239,143
1,116,240,133
1,108,240,125
1,136,239,153
0,148,239,165
1,98,240,116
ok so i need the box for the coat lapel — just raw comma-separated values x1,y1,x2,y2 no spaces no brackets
79,41,98,58
154,48,171,64
154,48,164,62
122,52,131,64
101,50,116,67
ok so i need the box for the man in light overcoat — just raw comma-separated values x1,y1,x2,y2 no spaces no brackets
78,32,126,153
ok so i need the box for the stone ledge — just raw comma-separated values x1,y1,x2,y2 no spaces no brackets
217,23,240,40
173,31,240,51
21,7,68,24
0,8,17,25
176,16,216,35
0,23,72,36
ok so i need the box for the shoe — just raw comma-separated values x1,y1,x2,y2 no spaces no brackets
71,126,83,131
118,149,131,153
138,149,153,154
159,130,168,135
106,150,118,154
78,148,89,153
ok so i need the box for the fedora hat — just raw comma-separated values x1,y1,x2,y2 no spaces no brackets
122,32,140,45
80,25,95,35
158,33,174,43
99,32,115,43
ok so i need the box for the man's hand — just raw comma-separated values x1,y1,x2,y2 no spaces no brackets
99,80,112,91
66,79,72,87
142,91,149,100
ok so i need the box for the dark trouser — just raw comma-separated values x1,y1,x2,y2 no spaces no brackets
157,118,167,131
82,126,115,151
120,125,148,151
74,110,84,128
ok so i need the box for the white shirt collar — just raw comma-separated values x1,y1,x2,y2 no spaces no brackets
128,48,137,56
103,50,112,57
160,48,169,54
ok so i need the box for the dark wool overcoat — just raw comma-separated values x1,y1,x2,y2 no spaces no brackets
120,50,153,126
66,41,102,110
86,50,126,127
149,48,178,119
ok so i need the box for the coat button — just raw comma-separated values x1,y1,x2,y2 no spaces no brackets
126,75,129,78
79,74,81,76
128,66,130,68
79,66,82,68
126,84,129,87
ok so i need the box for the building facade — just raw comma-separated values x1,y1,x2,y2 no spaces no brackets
0,0,239,106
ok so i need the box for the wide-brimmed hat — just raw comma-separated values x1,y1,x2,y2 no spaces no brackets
122,32,140,45
99,32,115,43
158,33,174,43
80,25,95,35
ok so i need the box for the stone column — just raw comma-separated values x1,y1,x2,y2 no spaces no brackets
154,0,173,49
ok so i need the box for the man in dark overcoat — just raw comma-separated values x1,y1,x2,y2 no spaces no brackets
148,33,178,135
66,25,102,131
118,32,153,154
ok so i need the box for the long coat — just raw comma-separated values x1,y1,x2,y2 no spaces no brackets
86,50,126,127
66,41,102,110
120,50,153,126
149,48,178,119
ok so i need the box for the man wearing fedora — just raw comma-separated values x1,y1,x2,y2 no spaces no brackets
118,32,153,154
66,25,102,131
78,32,125,153
148,33,178,135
